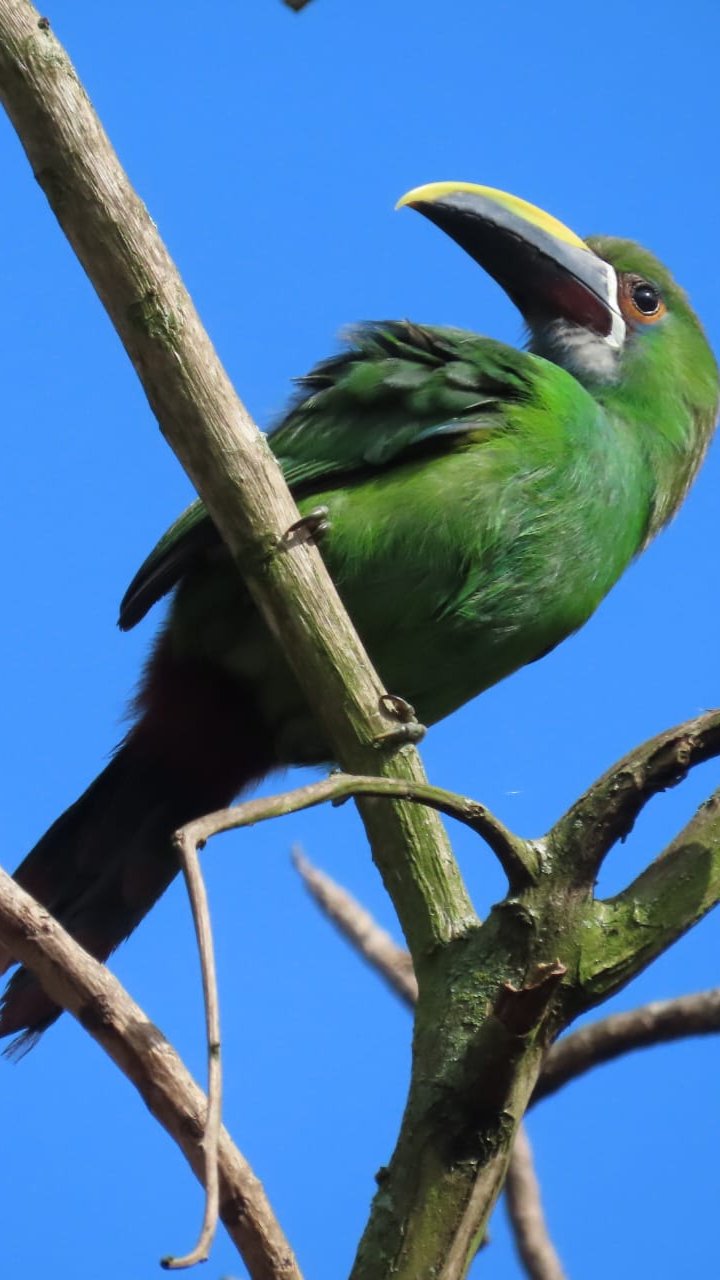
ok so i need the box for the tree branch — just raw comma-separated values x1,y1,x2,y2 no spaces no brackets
0,865,301,1280
294,852,720,1277
550,709,720,883
534,988,720,1105
504,1128,567,1280
0,0,473,969
292,853,565,1280
183,773,537,890
3,4,719,1277
163,830,223,1269
293,852,720,1114
292,847,418,1006
576,789,720,1008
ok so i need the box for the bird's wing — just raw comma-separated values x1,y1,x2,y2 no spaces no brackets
118,322,533,630
118,500,219,631
273,321,530,485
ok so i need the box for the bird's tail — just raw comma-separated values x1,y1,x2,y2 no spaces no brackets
0,641,276,1053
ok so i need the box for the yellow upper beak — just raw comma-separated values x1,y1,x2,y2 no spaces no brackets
396,181,589,253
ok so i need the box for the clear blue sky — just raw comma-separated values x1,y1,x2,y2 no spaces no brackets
1,1,719,1276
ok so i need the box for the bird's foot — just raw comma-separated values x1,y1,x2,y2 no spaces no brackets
373,693,426,748
280,506,330,550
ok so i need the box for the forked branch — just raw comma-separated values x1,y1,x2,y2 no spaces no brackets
577,787,720,1007
551,708,720,881
294,851,720,1280
291,851,564,1280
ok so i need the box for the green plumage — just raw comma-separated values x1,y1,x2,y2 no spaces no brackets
3,190,718,1046
121,245,718,764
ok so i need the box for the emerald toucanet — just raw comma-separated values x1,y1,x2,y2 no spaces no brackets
1,184,717,1048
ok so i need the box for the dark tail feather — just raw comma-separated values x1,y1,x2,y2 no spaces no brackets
0,645,276,1052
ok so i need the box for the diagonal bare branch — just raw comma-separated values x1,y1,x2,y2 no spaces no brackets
293,847,418,1006
0,864,302,1280
0,0,471,971
534,988,720,1105
505,1127,567,1280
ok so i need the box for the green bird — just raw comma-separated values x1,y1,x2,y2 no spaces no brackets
1,183,717,1047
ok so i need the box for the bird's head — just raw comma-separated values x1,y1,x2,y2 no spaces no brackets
396,183,716,387
398,181,719,525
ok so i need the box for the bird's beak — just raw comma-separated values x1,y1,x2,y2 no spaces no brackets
397,182,624,348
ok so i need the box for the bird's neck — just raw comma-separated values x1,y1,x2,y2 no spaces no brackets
594,361,715,542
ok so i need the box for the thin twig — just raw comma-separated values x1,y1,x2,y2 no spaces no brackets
551,708,720,879
162,832,223,1269
0,865,302,1280
533,988,720,1105
505,1128,567,1280
184,773,537,889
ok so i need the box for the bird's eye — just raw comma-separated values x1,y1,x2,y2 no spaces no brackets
618,274,667,325
632,282,660,314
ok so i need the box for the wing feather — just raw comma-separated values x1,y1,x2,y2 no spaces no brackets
118,323,534,630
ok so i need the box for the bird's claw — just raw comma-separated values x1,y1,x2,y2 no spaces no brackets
379,692,417,723
280,506,330,549
373,723,427,748
374,693,426,747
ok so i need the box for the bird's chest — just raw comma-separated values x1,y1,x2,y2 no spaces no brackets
325,442,651,720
